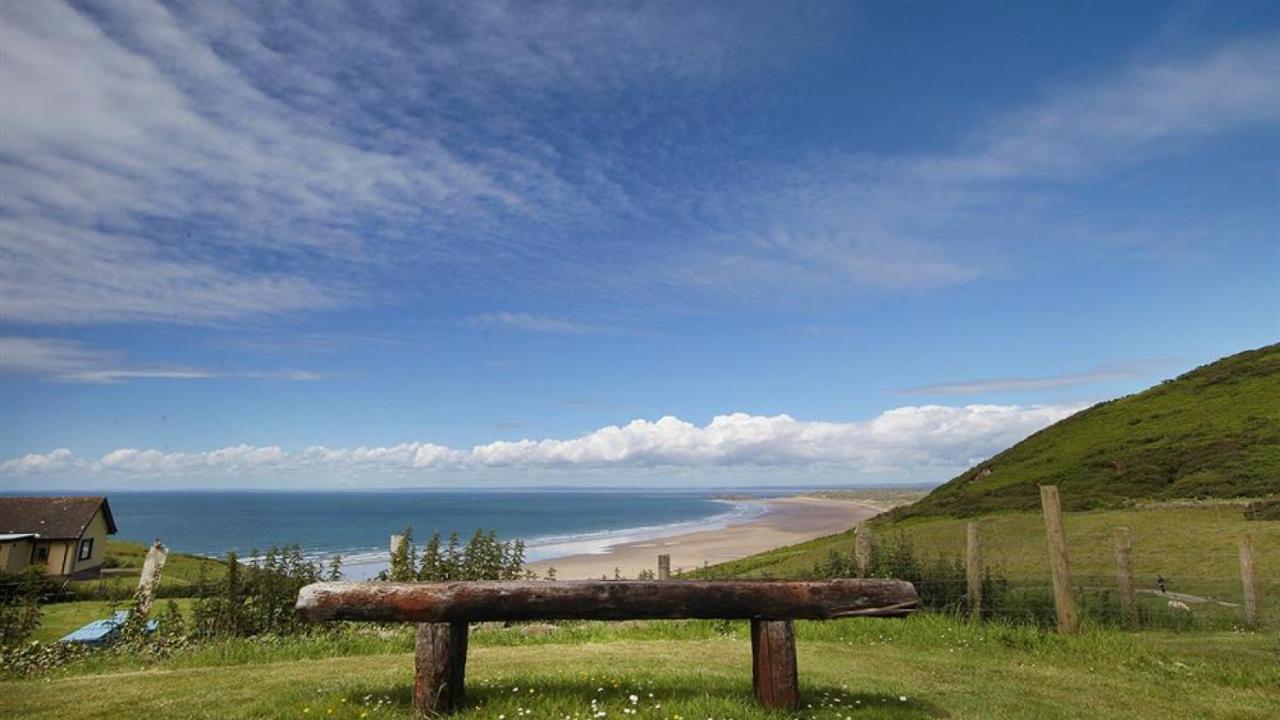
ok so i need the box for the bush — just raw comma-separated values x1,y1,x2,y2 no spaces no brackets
190,545,336,639
1243,497,1280,521
0,640,91,677
0,568,53,646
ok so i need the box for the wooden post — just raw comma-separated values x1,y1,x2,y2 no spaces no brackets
750,619,799,710
1039,485,1079,635
134,540,168,617
1113,528,1138,629
1238,534,1260,626
966,522,983,622
854,523,874,577
658,554,670,581
414,621,468,717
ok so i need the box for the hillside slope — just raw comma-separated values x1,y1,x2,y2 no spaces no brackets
891,343,1280,518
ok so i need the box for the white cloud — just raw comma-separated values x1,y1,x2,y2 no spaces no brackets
900,364,1152,396
4,2,1270,326
0,403,1083,486
0,337,320,384
469,312,614,335
0,1,838,325
673,35,1280,298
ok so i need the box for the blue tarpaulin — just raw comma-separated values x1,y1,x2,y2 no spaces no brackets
60,611,158,646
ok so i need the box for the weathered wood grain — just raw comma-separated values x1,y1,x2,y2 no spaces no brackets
1039,485,1079,635
414,622,468,718
296,579,918,623
750,619,798,709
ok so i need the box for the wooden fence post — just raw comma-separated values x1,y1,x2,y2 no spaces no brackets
1113,528,1138,629
134,539,168,617
966,522,983,622
414,621,468,717
1039,485,1079,635
658,554,671,581
854,523,874,577
1238,534,1260,627
750,619,799,710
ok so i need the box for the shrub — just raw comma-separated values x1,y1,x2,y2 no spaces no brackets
190,545,334,639
0,568,52,646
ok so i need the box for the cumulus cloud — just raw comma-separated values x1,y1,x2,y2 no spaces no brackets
1,403,1083,486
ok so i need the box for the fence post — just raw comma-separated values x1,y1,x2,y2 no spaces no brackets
854,523,874,577
658,554,671,581
1039,485,1079,635
1113,528,1138,630
1238,534,1260,626
966,522,983,623
134,539,168,617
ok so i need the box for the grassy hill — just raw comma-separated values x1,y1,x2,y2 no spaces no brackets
892,343,1280,519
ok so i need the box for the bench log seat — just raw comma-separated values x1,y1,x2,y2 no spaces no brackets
296,579,918,717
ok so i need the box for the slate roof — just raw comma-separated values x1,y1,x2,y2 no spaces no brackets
0,496,117,539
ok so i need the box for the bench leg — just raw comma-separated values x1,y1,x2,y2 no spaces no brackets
750,619,799,710
414,621,468,717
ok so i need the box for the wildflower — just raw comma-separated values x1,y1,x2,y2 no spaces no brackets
629,695,638,704
899,696,907,702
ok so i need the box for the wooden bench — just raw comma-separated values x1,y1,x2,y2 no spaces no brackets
296,579,918,717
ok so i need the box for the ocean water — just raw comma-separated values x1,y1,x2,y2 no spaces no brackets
93,490,772,578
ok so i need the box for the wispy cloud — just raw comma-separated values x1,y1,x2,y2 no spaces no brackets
671,34,1280,300
468,312,618,335
0,337,320,384
0,1,839,326
899,364,1151,396
1,403,1084,486
1,1,1273,327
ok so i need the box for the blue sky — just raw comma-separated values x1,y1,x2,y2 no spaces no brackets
1,1,1277,489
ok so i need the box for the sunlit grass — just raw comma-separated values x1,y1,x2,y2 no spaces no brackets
5,615,1278,719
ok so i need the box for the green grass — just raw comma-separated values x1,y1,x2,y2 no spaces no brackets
3,615,1277,719
894,343,1280,518
31,599,199,643
698,505,1279,627
68,541,226,598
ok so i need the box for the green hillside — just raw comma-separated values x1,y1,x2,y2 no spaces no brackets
893,343,1280,519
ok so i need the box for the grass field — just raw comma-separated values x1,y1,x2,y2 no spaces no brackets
698,505,1279,625
66,541,226,599
4,614,1278,719
31,599,199,643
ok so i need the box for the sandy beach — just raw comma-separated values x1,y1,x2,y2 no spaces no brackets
525,496,879,579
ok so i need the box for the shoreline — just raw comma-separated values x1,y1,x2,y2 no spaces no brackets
524,495,879,579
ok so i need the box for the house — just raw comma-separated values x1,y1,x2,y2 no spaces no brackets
0,496,118,578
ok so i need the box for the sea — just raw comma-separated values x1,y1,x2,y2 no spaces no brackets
75,489,792,579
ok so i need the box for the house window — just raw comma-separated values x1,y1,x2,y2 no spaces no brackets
32,545,49,564
79,538,94,561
